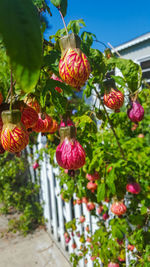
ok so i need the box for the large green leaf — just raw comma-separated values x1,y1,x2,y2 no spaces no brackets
0,0,43,93
108,57,142,92
41,79,71,110
67,19,85,35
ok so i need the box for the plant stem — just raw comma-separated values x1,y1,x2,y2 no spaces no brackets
93,39,107,49
6,81,16,103
6,88,11,103
57,7,68,35
103,103,125,158
9,71,13,111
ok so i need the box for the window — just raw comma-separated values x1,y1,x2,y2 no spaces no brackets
141,60,150,70
139,58,150,87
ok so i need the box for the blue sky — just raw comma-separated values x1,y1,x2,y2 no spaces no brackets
43,0,150,51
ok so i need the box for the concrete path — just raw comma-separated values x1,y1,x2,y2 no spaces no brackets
0,213,71,267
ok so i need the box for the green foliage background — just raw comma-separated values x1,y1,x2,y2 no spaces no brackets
0,152,44,235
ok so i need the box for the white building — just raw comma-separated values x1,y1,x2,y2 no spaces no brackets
112,32,150,85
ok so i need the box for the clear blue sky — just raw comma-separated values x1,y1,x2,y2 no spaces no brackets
43,0,150,51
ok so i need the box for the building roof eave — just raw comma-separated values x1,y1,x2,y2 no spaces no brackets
112,32,150,52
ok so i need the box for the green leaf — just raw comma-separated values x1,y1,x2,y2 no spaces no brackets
83,77,94,98
111,75,126,87
108,57,142,92
0,0,42,93
112,225,124,239
42,79,68,112
97,183,105,202
106,167,116,194
33,0,45,9
43,50,60,75
50,0,62,7
141,205,147,215
89,48,107,80
67,19,86,35
60,0,68,17
48,79,73,94
129,215,145,226
0,42,10,98
81,31,96,48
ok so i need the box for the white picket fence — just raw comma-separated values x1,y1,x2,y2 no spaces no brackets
26,133,133,267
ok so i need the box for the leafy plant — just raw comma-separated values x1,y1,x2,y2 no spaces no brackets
0,152,44,235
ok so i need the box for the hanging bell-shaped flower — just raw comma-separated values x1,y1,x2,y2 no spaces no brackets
127,100,144,123
24,96,41,114
59,33,91,90
56,125,86,170
32,113,53,133
103,79,124,112
104,88,124,112
126,182,141,194
1,109,29,153
111,201,127,216
17,102,38,129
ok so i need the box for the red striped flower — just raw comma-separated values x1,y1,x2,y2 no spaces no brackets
1,110,29,153
111,201,127,216
25,97,41,114
59,49,91,90
33,113,53,133
104,88,124,112
59,33,90,90
21,106,38,129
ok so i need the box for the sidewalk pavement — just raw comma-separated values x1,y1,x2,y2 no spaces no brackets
0,213,71,267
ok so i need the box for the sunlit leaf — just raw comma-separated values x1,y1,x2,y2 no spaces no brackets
0,0,42,93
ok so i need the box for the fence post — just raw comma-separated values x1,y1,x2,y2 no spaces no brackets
26,145,36,183
54,165,66,249
47,155,58,240
38,134,51,232
125,192,131,267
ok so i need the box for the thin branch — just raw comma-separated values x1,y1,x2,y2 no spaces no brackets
93,39,107,49
94,87,125,159
9,71,13,111
102,102,125,159
6,81,16,103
